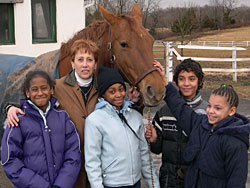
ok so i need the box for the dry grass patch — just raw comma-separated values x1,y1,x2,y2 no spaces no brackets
204,72,250,99
194,26,250,41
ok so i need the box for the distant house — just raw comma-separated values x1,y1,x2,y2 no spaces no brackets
0,0,94,57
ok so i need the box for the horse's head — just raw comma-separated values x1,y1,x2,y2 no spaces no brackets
99,4,165,106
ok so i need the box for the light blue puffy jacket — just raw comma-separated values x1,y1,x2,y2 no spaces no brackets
84,98,160,188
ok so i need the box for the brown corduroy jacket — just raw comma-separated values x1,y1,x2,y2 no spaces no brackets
54,70,98,188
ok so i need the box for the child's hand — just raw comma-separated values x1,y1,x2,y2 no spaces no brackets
127,86,140,103
145,122,157,143
7,106,24,127
153,60,168,86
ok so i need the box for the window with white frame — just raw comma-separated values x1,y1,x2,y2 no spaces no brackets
0,3,15,44
31,0,56,43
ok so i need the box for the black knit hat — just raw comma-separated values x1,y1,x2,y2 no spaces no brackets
97,66,126,96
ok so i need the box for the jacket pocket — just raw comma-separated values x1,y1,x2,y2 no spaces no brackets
102,157,118,178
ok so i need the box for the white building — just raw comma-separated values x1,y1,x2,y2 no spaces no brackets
0,0,94,57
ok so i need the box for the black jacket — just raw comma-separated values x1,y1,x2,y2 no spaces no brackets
151,87,207,188
164,83,250,188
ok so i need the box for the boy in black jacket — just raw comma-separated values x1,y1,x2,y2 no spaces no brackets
150,59,207,188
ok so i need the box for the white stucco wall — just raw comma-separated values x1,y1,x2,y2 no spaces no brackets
0,0,86,57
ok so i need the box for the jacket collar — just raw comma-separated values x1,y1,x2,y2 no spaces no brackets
27,100,51,117
202,113,250,148
185,91,202,108
64,70,77,86
95,98,133,114
64,70,97,89
20,97,58,117
201,113,248,131
215,113,250,134
216,114,250,148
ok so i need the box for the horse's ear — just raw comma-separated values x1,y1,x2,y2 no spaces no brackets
131,3,143,24
98,3,117,25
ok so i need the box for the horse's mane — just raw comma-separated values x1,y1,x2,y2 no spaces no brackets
59,15,134,61
59,20,107,61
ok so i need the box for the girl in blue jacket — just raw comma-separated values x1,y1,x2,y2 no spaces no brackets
146,61,250,188
84,66,160,188
1,70,81,188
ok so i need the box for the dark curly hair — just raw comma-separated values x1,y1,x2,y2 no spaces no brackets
212,84,239,108
22,70,55,99
173,58,204,91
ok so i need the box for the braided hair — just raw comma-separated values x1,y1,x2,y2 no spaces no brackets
212,84,239,108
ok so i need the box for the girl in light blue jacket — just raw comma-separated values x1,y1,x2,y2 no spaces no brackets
84,66,160,188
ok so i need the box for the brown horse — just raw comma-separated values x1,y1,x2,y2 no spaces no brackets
58,4,165,106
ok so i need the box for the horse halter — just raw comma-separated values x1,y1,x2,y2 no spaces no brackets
107,26,157,87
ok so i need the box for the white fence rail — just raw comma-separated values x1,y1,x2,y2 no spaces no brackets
174,41,250,47
163,42,250,82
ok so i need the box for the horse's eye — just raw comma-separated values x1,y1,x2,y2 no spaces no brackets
120,42,128,48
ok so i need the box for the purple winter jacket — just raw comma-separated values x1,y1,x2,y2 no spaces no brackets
1,97,81,188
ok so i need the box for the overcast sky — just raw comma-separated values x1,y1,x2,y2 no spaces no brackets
159,0,250,8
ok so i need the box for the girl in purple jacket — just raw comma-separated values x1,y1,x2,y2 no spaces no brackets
1,70,81,188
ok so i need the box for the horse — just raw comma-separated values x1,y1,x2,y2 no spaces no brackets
0,4,165,139
58,4,165,106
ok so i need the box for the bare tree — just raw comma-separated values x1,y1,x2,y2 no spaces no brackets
85,0,250,41
86,0,161,28
209,0,224,28
141,0,161,26
222,0,237,25
171,6,199,54
235,6,250,23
